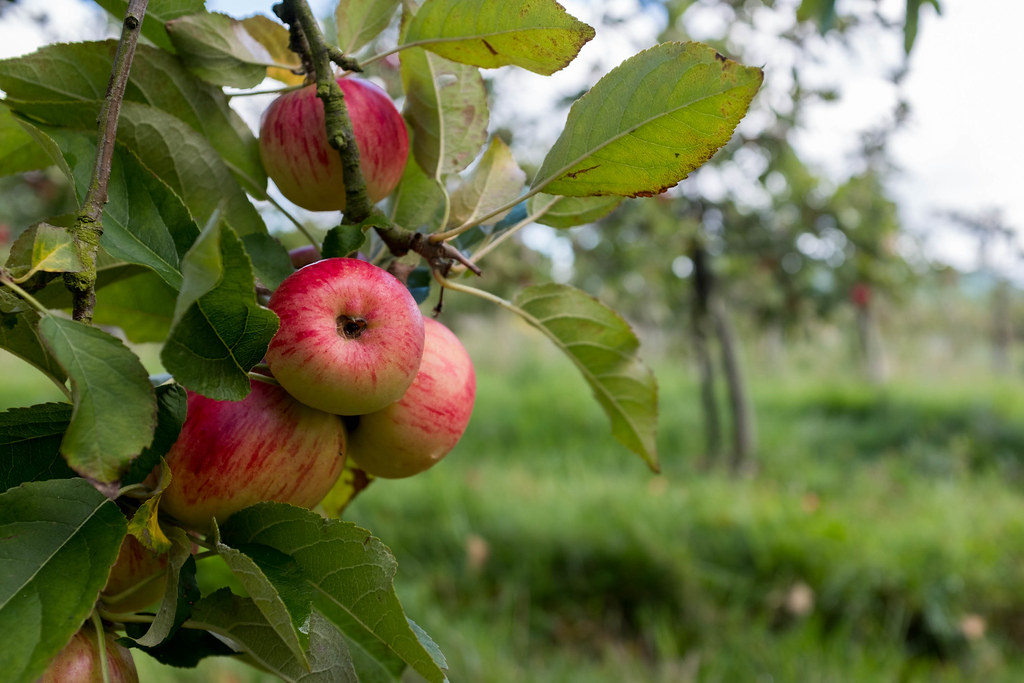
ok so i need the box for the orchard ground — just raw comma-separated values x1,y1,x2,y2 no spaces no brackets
3,304,1024,682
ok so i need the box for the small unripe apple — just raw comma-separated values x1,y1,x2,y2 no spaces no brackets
160,380,347,531
39,622,138,683
259,77,409,212
266,257,425,416
100,535,168,613
288,244,322,269
348,318,475,478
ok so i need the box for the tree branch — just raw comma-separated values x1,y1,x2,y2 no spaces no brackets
275,0,372,223
63,0,148,323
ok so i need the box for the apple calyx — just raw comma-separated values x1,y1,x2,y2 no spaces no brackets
338,315,368,340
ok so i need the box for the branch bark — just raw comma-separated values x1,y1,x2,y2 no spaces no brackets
64,0,148,323
275,0,482,280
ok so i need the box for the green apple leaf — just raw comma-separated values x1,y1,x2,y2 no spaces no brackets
0,102,53,175
403,0,594,75
322,225,367,259
123,382,187,487
513,283,659,471
528,193,623,228
42,127,199,290
401,47,489,177
123,620,237,668
0,311,67,386
213,531,314,667
336,0,401,55
449,137,526,227
38,316,158,484
165,12,286,89
162,219,279,401
221,503,447,683
0,41,266,197
0,478,126,683
242,232,295,292
92,0,206,53
388,154,447,231
91,270,178,344
533,42,764,197
0,403,75,492
116,101,267,237
190,590,358,682
4,222,84,281
131,528,200,647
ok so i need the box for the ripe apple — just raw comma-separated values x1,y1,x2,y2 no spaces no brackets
160,379,347,531
265,257,425,416
348,318,475,478
259,76,409,212
100,535,168,613
40,622,138,683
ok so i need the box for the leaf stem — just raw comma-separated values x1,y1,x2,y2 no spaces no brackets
228,82,306,97
90,611,112,683
464,195,559,266
431,184,547,242
265,193,320,247
64,0,148,323
101,568,168,607
0,273,51,315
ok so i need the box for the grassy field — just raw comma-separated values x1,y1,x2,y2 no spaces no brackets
4,317,1024,681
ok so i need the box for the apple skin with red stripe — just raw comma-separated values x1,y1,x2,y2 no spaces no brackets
259,76,408,212
160,380,346,531
348,318,476,479
266,257,425,417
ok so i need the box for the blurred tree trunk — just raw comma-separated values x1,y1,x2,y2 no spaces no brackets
992,278,1012,373
854,301,889,384
691,245,721,464
713,297,756,472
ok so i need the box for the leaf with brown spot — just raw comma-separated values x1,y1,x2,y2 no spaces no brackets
532,41,763,198
403,0,594,75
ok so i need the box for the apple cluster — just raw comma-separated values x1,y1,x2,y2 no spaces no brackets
149,74,477,532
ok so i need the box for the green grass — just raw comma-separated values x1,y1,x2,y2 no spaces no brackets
4,320,1024,681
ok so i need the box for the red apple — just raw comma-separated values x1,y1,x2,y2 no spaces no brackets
288,244,322,269
100,535,168,613
40,623,138,683
348,318,475,478
266,257,425,416
160,380,347,531
259,76,409,212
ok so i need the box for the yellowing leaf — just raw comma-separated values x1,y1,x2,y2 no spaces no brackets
403,0,594,75
533,42,764,198
5,222,84,281
449,137,526,227
401,47,489,177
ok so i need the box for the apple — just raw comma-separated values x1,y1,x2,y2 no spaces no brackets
259,76,409,212
39,622,138,683
159,379,347,531
265,257,425,416
100,535,168,613
348,318,475,478
288,244,322,269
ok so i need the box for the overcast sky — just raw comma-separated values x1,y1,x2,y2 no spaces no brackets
1,0,1020,277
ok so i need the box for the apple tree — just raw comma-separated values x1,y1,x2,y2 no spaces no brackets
0,0,762,680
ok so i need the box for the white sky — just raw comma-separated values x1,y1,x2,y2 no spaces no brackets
0,0,1020,277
